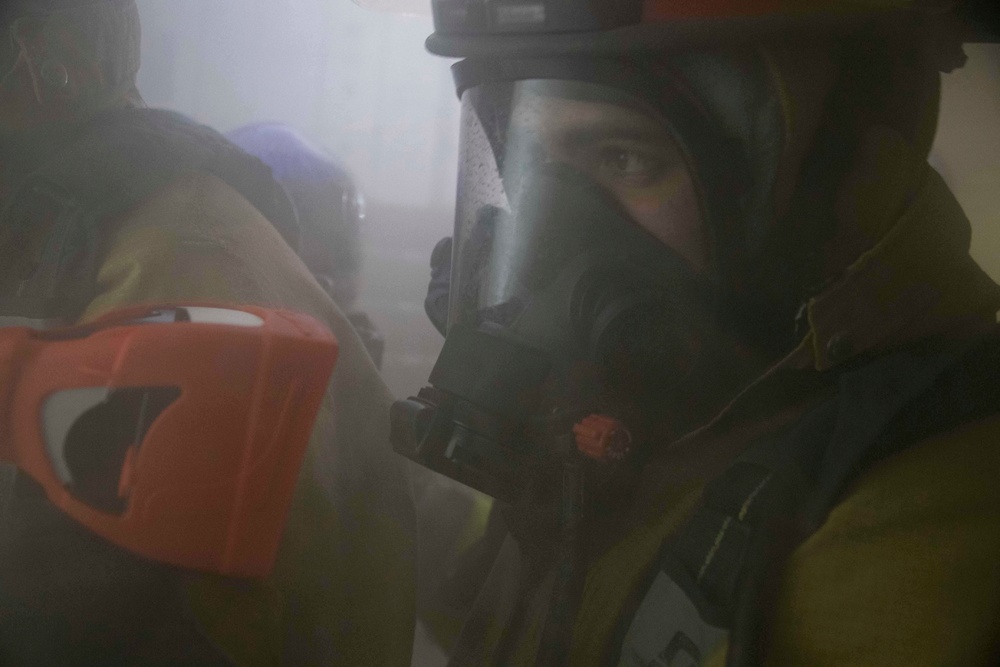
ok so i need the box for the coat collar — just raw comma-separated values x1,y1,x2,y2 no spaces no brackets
791,165,1000,372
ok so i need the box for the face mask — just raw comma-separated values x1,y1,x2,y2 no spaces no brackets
393,124,716,505
395,75,776,515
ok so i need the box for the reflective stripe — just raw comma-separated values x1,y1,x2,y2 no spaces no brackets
619,572,728,667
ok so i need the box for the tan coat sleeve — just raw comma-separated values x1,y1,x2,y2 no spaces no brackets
83,171,416,666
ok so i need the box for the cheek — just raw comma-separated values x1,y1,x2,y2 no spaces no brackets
617,170,708,273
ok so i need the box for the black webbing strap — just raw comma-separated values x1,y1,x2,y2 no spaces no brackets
616,333,1000,667
0,108,299,322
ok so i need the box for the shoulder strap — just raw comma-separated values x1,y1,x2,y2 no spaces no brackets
615,333,1000,667
37,108,300,250
0,177,91,324
0,108,299,322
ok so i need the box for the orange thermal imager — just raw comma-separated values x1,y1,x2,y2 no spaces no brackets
0,305,338,578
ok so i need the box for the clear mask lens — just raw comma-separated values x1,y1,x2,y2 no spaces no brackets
451,80,704,349
393,79,715,503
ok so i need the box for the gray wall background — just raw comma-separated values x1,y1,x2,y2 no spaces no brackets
135,0,457,399
934,44,1000,286
136,0,458,208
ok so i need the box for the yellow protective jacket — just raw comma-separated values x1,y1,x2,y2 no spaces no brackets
447,130,1000,665
0,135,416,666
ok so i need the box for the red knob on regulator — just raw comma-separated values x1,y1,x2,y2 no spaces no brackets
574,414,633,462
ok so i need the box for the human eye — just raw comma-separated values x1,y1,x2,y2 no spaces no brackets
595,144,670,188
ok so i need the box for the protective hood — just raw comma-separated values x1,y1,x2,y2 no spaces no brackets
2,0,141,118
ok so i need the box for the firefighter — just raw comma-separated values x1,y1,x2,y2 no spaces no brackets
390,0,1000,664
0,1,414,664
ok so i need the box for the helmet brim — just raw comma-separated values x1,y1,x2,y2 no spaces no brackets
427,6,995,58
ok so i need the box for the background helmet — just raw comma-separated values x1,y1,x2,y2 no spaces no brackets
228,123,385,368
228,123,367,310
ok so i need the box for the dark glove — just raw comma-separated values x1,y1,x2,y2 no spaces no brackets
425,236,453,337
